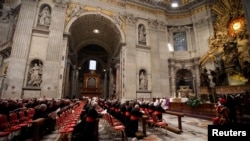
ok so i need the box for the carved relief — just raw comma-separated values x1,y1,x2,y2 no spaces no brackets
112,13,125,28
148,19,158,30
0,9,13,23
125,14,137,25
158,21,166,31
53,0,69,8
69,5,84,18
0,7,16,47
27,60,43,87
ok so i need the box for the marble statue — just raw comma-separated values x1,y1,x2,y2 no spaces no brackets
28,63,43,86
38,6,51,26
70,5,83,17
138,24,146,44
139,71,147,90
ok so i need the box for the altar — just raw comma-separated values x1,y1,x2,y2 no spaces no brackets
176,86,194,98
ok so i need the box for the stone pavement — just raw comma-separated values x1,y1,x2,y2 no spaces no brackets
38,113,212,141
98,114,212,141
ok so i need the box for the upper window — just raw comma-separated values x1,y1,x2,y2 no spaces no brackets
89,60,97,70
173,32,187,51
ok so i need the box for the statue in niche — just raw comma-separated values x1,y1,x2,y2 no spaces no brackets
138,24,146,44
139,71,147,90
178,76,186,86
27,62,43,87
38,6,51,27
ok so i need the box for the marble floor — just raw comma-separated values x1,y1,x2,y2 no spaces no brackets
40,114,212,141
98,114,212,141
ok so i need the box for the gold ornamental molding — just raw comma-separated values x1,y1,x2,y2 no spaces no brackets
200,87,211,94
66,3,116,24
215,85,250,95
199,0,247,66
65,0,210,25
211,0,244,34
65,2,126,32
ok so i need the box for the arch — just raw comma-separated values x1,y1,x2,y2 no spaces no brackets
65,11,126,45
75,39,112,55
175,69,193,90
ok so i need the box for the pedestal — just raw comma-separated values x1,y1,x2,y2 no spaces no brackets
22,87,41,98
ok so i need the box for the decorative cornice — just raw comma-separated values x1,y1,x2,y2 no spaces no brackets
0,8,14,23
112,13,125,28
125,14,137,25
128,0,212,13
0,42,12,59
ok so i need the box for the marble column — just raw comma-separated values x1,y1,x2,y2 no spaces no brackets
63,60,71,98
72,65,77,97
108,68,112,99
115,63,121,99
104,70,107,99
194,58,200,94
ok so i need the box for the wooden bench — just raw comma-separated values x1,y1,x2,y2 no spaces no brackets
165,111,184,134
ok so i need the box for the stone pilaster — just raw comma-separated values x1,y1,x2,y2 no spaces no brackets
168,59,176,97
3,1,37,98
41,5,67,98
148,19,161,97
194,58,200,94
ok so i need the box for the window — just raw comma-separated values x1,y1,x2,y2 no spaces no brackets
89,60,96,70
173,32,187,51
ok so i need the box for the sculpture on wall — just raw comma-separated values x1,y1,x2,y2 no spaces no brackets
38,6,51,27
139,70,147,90
138,24,146,45
199,0,250,86
210,67,227,86
27,60,43,87
69,5,83,17
200,67,210,87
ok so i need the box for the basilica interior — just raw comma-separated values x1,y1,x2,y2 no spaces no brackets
1,0,250,119
0,0,250,140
